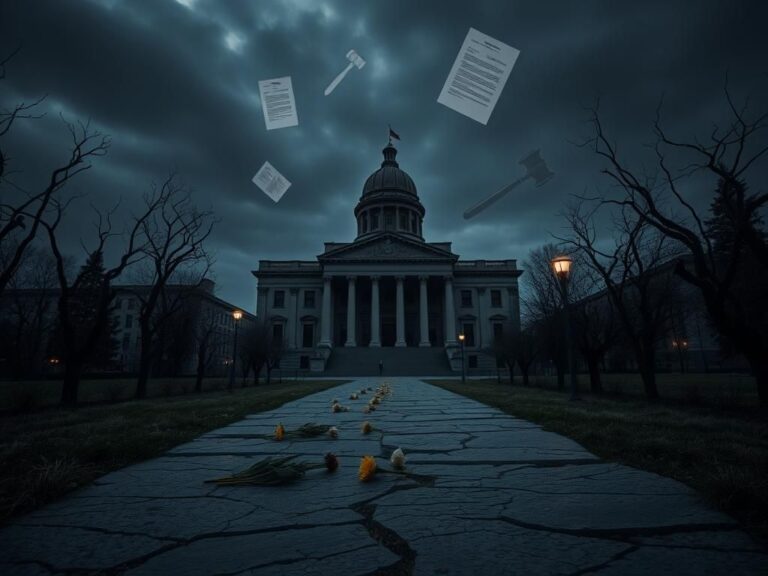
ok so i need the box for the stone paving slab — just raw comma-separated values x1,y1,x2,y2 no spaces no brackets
1,377,765,575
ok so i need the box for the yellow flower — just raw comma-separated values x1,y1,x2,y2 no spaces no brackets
358,455,377,482
274,423,285,441
361,421,373,434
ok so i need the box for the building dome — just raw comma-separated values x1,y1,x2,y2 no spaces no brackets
354,142,425,242
362,143,418,197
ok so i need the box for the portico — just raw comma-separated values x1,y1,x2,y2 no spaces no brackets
253,141,522,374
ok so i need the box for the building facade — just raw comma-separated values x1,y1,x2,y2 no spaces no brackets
253,142,523,373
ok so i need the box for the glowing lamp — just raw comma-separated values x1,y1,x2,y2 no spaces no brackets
551,255,573,279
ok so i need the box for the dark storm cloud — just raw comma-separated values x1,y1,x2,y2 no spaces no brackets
2,0,767,310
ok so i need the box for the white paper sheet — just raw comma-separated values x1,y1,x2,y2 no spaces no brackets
437,28,520,125
252,161,291,203
258,76,299,130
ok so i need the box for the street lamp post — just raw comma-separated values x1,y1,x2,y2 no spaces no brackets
229,310,243,390
552,256,580,401
458,333,466,384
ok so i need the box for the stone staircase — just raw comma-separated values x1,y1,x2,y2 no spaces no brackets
322,346,454,377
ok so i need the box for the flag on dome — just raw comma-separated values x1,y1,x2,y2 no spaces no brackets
388,125,401,142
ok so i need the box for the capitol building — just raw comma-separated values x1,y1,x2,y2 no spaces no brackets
253,142,522,375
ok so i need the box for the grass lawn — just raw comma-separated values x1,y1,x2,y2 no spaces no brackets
427,378,768,547
0,379,345,526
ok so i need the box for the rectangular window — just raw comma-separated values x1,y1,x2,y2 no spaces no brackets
273,290,285,308
399,210,408,230
302,323,314,348
300,355,309,369
127,299,136,310
411,214,418,233
491,289,502,308
362,213,368,233
468,355,478,368
371,209,379,230
461,290,472,307
122,335,130,351
272,323,284,343
462,322,475,346
304,290,316,308
125,314,133,328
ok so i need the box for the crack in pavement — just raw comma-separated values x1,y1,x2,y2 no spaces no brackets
461,514,740,543
564,545,639,576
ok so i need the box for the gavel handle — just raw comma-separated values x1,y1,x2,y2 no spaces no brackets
324,62,355,96
463,175,530,220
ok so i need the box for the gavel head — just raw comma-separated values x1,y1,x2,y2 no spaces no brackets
519,150,554,187
346,49,366,69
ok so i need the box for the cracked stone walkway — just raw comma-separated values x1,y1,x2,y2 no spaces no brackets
2,378,765,575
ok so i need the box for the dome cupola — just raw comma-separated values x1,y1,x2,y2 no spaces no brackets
354,142,425,241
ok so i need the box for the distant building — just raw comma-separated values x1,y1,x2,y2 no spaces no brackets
253,142,522,375
0,279,254,378
561,257,745,374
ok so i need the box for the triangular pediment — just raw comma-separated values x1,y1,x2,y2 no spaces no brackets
318,233,457,262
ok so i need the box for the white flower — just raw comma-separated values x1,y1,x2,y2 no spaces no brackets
328,426,339,439
390,447,406,469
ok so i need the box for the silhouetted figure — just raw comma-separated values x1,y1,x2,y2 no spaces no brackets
379,360,383,376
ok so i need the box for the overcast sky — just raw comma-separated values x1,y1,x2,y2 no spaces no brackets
2,0,767,312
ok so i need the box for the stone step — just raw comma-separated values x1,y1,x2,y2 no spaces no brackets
323,346,454,376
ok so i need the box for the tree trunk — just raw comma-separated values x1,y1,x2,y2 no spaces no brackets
521,366,530,387
253,364,261,386
266,366,272,385
586,355,603,394
556,362,565,390
195,370,204,393
506,361,515,385
61,358,83,406
135,335,152,399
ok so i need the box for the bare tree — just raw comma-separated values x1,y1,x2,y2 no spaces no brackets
131,174,215,399
560,203,681,400
0,49,109,294
494,327,538,386
193,311,222,393
522,244,569,389
0,246,61,378
43,196,160,405
572,297,617,394
587,89,768,407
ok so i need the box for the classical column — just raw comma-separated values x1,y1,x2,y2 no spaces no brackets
345,276,357,347
477,287,488,348
369,276,381,347
444,276,457,345
395,275,406,347
419,275,431,347
289,288,299,348
319,276,332,347
256,287,268,320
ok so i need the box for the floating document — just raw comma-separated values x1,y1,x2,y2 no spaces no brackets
252,161,291,203
258,76,299,130
437,28,520,125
